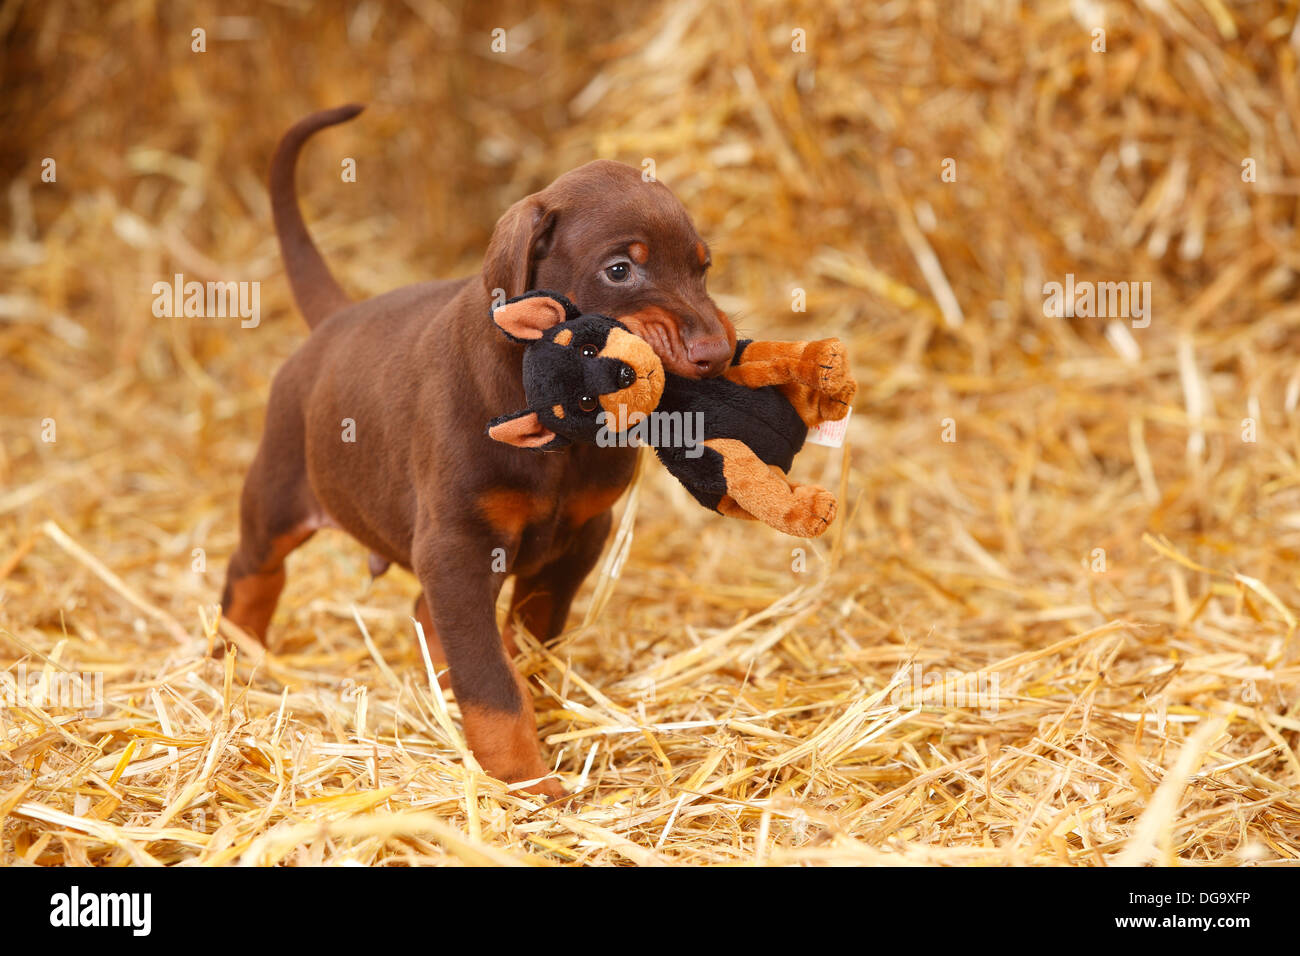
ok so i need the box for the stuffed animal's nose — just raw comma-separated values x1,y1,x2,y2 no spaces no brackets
687,336,731,377
618,365,636,389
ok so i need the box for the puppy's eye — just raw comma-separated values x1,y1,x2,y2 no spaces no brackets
581,344,598,358
579,396,598,412
604,261,632,282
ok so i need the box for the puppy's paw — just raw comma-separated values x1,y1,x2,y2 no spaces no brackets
524,776,570,803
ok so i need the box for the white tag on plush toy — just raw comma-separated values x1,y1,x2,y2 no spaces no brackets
805,408,851,448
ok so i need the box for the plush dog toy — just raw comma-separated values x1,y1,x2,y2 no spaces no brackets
487,291,855,537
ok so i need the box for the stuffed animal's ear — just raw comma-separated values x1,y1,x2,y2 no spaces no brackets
492,293,571,341
487,410,569,450
541,290,583,321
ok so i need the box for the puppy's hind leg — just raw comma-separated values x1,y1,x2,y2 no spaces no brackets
221,444,322,643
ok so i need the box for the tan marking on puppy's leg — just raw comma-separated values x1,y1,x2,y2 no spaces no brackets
460,669,564,800
223,521,318,642
223,567,287,643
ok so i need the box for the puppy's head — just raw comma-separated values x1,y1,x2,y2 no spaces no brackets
483,160,736,379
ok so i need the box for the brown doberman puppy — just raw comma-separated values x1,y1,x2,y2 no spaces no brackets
222,105,849,799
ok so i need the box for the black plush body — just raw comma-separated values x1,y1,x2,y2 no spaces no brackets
654,352,807,511
487,291,848,538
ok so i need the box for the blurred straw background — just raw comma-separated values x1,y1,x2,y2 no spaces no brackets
2,0,1299,866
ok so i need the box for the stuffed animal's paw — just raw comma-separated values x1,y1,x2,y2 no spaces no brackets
805,339,857,415
786,485,837,537
814,386,855,423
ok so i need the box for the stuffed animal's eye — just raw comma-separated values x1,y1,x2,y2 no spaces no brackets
604,261,631,282
581,344,598,357
579,396,598,412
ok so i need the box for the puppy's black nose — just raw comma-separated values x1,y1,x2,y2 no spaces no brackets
618,365,636,389
687,336,731,377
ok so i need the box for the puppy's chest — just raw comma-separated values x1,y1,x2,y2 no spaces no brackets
506,447,636,574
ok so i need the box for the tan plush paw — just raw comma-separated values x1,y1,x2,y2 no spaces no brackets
804,339,854,398
783,485,837,537
815,385,855,423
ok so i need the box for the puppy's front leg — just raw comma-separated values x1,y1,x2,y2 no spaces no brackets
414,524,563,801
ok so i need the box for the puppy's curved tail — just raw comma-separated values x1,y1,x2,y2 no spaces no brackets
269,103,364,329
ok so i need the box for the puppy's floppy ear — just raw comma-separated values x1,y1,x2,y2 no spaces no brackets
483,192,558,302
492,293,571,341
487,410,570,451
